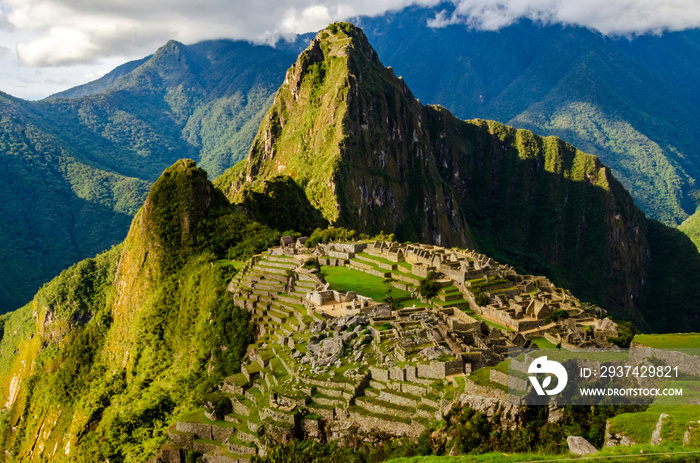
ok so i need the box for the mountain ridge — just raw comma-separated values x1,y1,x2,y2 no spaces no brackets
221,22,700,330
0,39,300,312
356,9,700,227
4,7,700,312
0,158,279,461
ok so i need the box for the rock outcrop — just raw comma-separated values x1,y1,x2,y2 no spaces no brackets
651,413,669,445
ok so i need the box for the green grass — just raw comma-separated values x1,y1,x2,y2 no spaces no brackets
633,334,700,349
468,367,508,392
470,313,514,332
609,404,700,445
358,252,394,265
225,373,249,388
178,409,214,425
386,444,700,462
452,375,466,392
347,404,412,424
434,298,469,307
531,337,557,348
321,265,410,300
215,259,244,270
399,298,431,308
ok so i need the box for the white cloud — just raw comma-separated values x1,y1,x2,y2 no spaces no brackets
0,0,438,66
0,0,699,68
428,0,700,36
0,8,12,30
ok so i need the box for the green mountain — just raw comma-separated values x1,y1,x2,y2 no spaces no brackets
356,9,700,228
5,7,700,312
679,209,700,249
5,5,700,312
219,23,700,331
1,23,699,462
0,159,279,462
0,40,298,312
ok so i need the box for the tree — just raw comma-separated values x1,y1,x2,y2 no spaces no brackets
418,272,441,299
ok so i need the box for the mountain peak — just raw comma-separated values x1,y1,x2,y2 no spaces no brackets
220,23,657,323
116,158,227,290
139,159,223,264
281,22,379,100
237,23,423,230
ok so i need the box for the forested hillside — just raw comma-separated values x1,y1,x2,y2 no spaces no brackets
0,40,298,312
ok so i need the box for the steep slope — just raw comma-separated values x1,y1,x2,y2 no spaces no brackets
220,23,473,248
356,8,700,228
238,175,329,235
220,23,700,330
0,91,150,312
0,39,299,313
678,208,700,249
0,160,279,462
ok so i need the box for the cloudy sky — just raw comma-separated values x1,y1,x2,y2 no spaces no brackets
1,0,700,99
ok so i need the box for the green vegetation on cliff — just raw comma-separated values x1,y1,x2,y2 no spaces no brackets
220,23,700,331
678,208,700,251
253,403,649,462
0,39,298,313
0,159,278,462
239,175,328,235
358,11,700,229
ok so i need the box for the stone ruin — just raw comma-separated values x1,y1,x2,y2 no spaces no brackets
156,240,621,462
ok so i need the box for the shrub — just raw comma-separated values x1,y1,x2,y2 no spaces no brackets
544,309,570,324
418,272,441,299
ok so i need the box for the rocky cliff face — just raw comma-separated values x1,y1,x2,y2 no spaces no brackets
221,23,473,248
220,23,657,324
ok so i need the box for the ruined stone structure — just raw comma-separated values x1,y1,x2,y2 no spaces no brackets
157,240,620,462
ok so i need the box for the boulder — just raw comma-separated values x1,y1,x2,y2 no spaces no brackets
567,436,598,456
683,421,699,446
369,305,393,318
316,338,344,366
307,343,321,356
548,405,564,423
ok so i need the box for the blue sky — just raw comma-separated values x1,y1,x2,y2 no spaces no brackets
1,0,699,100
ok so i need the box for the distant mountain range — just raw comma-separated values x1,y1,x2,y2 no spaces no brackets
0,40,299,311
2,4,700,312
